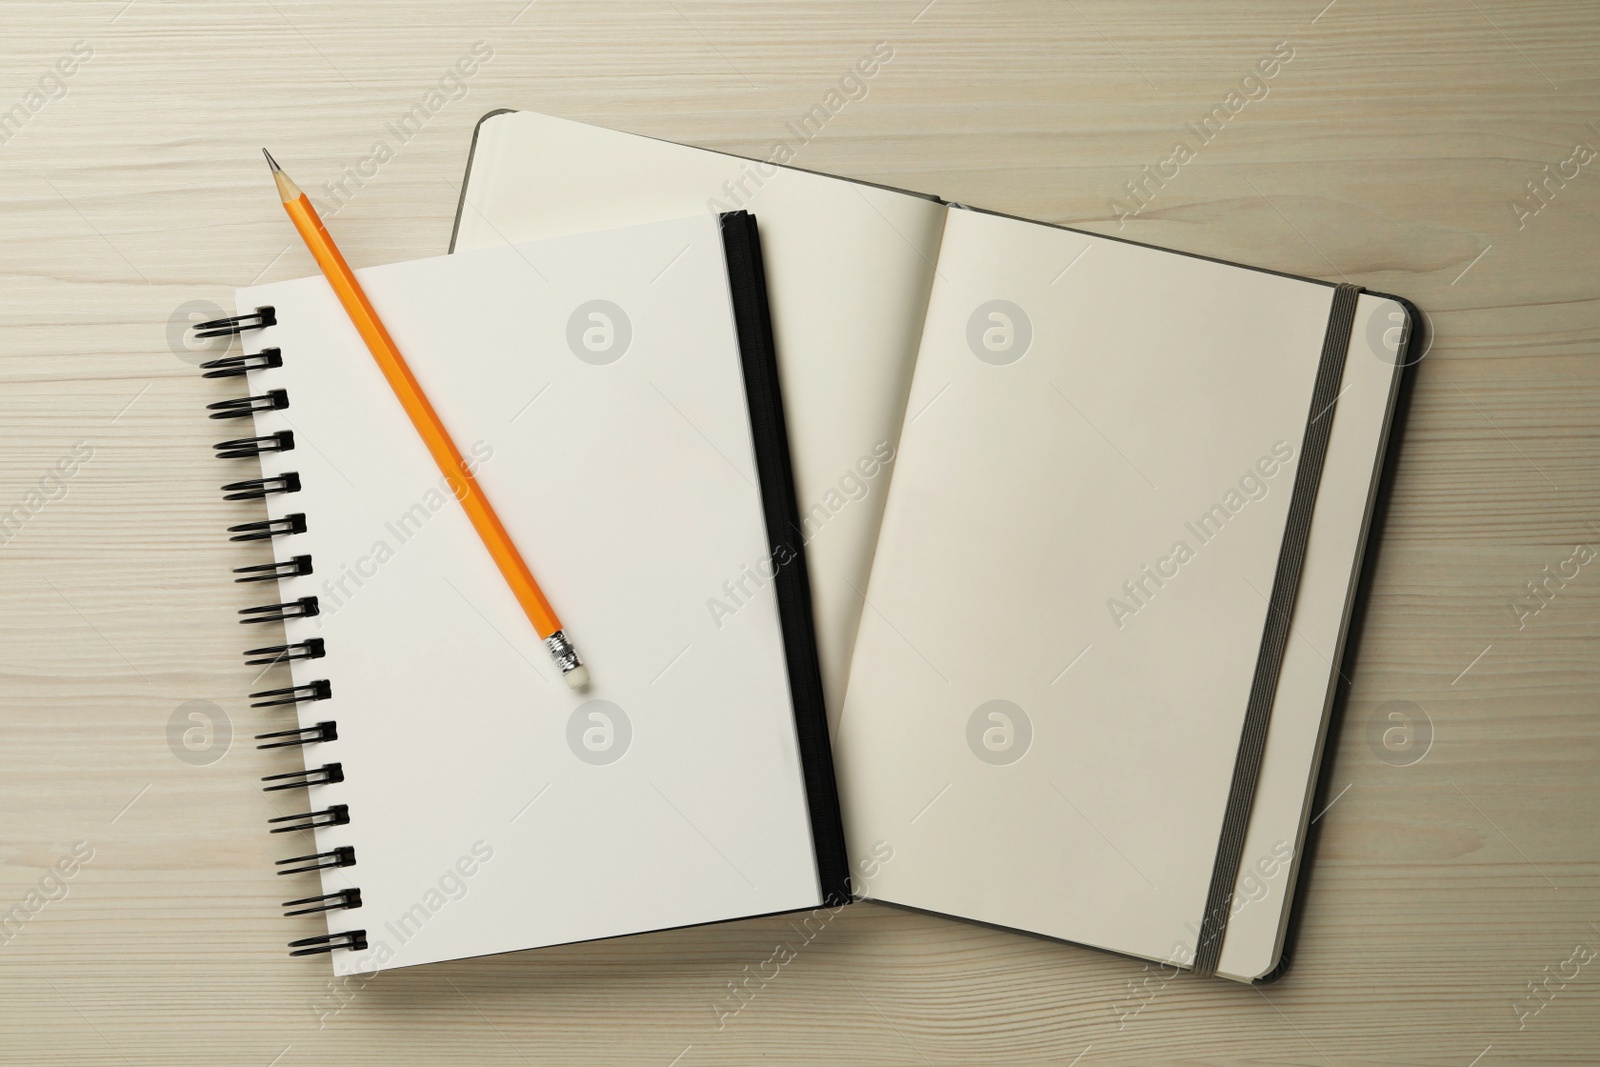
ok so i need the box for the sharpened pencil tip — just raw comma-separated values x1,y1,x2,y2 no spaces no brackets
262,149,301,203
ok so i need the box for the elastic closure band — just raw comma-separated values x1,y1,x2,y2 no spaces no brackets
719,211,851,906
1191,283,1362,977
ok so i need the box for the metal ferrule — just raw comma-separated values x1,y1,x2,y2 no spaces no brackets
544,629,584,675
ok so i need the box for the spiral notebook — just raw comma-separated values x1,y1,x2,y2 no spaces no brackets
451,111,1416,981
198,212,847,975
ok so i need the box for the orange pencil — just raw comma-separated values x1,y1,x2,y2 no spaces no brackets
262,149,588,689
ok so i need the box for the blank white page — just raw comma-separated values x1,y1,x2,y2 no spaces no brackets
451,110,948,729
836,207,1344,966
234,214,821,975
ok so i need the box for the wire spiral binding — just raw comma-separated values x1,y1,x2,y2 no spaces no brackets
250,680,332,708
215,431,294,459
282,889,362,917
201,347,283,378
194,305,276,338
243,638,324,665
222,472,300,501
268,805,349,834
234,555,312,583
199,311,364,958
277,847,356,876
288,931,368,956
239,597,319,624
228,513,307,542
261,762,344,792
208,390,289,419
256,722,338,751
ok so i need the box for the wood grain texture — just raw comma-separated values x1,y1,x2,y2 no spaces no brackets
1,1,1596,1064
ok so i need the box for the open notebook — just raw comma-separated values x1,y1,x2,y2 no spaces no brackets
451,111,1417,981
200,212,846,975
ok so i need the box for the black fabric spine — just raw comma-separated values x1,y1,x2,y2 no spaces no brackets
718,210,852,907
1191,283,1363,977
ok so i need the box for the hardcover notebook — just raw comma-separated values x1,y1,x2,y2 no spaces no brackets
197,212,847,975
451,111,1417,981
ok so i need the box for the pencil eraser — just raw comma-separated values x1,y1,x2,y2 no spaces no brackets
564,665,590,691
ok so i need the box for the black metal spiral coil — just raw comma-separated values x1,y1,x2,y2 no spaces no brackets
234,555,312,583
282,889,362,917
201,347,283,379
288,931,368,957
243,638,325,666
194,306,276,338
239,597,319,624
277,847,357,876
261,763,344,792
214,431,294,459
267,803,349,833
206,316,363,958
256,722,339,751
207,390,289,420
222,472,300,501
250,679,332,709
228,514,307,542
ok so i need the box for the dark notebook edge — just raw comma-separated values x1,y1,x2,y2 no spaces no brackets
447,108,518,255
719,209,853,908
